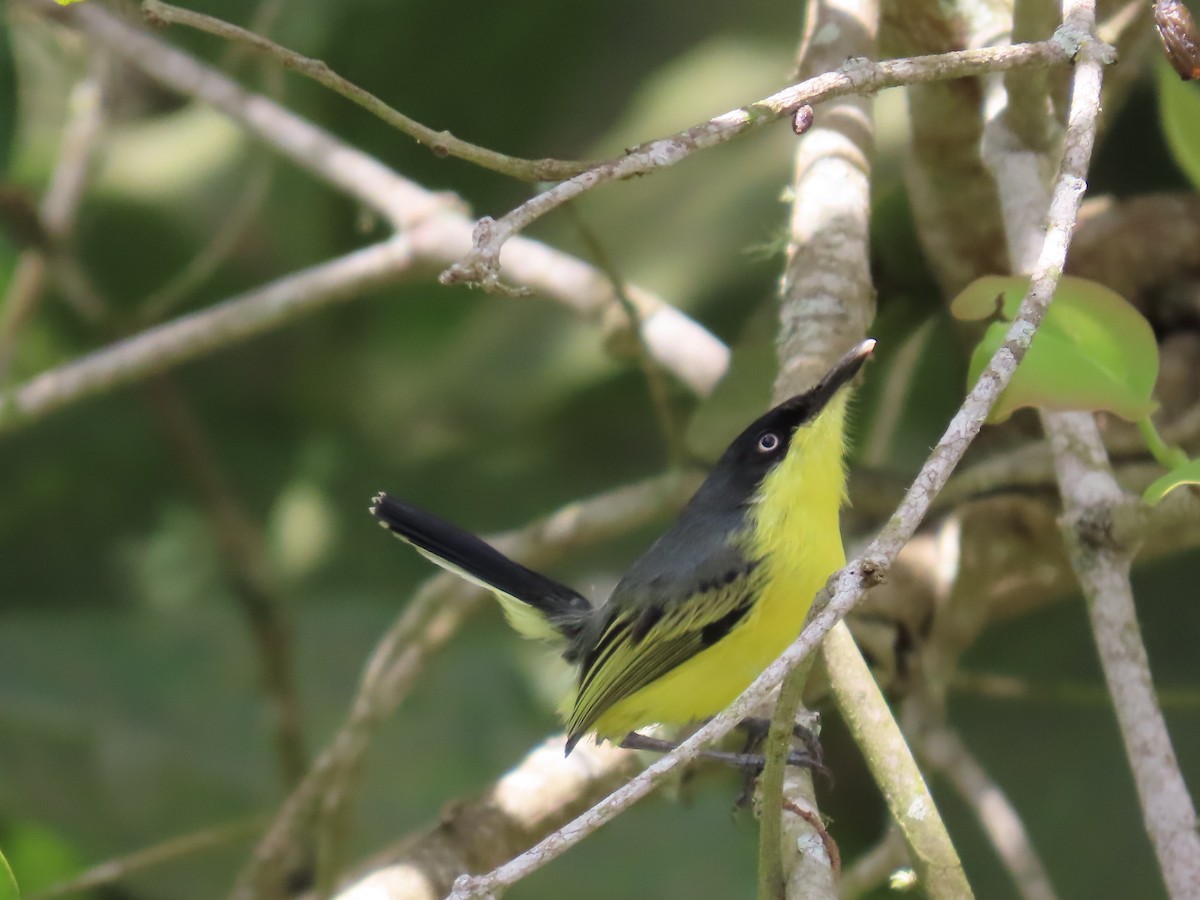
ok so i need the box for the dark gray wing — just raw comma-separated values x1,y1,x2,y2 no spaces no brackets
565,506,761,746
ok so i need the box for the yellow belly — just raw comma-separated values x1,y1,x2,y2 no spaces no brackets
590,543,846,741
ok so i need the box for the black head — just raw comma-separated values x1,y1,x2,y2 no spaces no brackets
688,339,876,512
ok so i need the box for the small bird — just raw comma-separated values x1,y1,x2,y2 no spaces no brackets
371,339,874,754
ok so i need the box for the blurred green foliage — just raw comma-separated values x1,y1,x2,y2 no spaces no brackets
1158,56,1200,191
952,274,1160,423
1,2,1198,899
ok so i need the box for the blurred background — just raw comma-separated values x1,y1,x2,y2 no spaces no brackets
1,0,1198,897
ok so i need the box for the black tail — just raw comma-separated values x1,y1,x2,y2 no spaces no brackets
370,492,592,640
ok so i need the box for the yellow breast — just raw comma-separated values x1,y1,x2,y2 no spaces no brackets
589,395,850,741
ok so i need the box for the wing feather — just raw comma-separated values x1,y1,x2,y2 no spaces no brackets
567,567,760,741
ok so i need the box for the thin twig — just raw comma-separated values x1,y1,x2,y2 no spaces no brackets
757,651,818,900
563,203,684,467
139,4,285,322
953,670,1200,710
5,2,309,808
0,237,420,434
928,7,1111,895
0,64,106,380
141,376,307,787
441,40,1074,292
139,0,588,182
858,319,934,468
0,211,729,432
140,146,276,322
25,817,262,900
444,22,1115,898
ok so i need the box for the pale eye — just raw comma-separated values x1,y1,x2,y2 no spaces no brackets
756,431,781,453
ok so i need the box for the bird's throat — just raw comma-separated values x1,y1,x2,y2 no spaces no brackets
748,393,850,620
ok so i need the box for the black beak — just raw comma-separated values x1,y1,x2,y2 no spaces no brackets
804,338,876,412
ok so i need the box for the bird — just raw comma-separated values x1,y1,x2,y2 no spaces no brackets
370,339,874,755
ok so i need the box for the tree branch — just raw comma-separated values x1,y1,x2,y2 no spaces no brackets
328,739,639,900
141,376,307,787
139,0,590,182
21,0,728,404
824,626,970,898
916,721,1058,900
440,40,1074,292
1042,411,1200,897
759,1,969,895
25,818,262,900
0,59,106,380
0,238,419,433
880,0,1010,295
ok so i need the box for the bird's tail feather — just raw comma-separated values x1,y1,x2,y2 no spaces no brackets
370,492,591,642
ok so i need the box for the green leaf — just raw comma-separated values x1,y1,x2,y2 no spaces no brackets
951,275,1159,423
1158,56,1200,191
0,845,18,900
1144,458,1200,505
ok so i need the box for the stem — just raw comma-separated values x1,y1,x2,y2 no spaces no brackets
756,658,814,900
1137,416,1190,470
824,625,972,898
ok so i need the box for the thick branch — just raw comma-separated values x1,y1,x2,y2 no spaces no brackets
823,626,969,898
0,238,419,433
881,0,1011,295
1043,411,1200,898
763,1,968,896
330,739,638,900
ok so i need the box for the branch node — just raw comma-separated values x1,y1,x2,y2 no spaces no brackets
859,555,890,587
450,873,493,900
141,2,166,28
1052,22,1118,65
439,216,532,295
839,55,876,89
1060,494,1145,557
